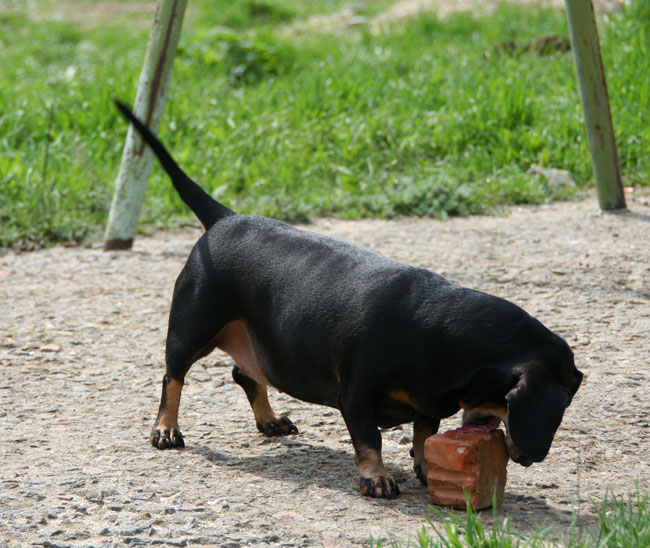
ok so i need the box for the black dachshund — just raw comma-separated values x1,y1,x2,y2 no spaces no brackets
115,101,582,499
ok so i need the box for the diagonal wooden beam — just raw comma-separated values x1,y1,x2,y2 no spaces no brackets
104,0,188,251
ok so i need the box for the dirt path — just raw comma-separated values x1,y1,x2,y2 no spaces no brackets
1,191,648,547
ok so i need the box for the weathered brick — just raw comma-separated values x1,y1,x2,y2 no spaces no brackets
424,428,508,510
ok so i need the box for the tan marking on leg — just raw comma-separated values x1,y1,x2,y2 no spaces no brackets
356,446,399,498
151,376,185,448
251,385,280,425
157,377,183,431
231,361,298,437
252,386,298,436
357,446,387,478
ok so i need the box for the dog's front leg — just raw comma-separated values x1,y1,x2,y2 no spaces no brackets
410,415,440,485
340,397,399,499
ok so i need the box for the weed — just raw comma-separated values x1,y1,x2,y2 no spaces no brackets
589,490,650,548
371,490,650,548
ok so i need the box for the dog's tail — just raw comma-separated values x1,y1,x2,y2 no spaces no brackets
114,100,234,229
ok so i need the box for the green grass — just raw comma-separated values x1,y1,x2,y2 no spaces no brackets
1,1,649,247
373,490,650,547
191,0,395,30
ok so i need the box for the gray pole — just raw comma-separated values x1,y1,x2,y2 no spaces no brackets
564,0,626,211
104,0,188,251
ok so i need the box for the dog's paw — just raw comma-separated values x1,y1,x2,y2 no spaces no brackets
409,447,428,487
360,474,400,499
410,447,428,486
256,416,299,437
413,463,427,486
150,427,185,449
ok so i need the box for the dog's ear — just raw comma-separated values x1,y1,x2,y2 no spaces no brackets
505,367,572,462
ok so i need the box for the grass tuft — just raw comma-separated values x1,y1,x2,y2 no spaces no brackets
371,490,650,547
589,490,650,548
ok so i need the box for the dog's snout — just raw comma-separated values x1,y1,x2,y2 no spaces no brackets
504,434,533,467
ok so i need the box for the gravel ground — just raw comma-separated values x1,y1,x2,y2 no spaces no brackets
1,190,649,547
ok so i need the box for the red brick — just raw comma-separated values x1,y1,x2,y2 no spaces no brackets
424,429,508,510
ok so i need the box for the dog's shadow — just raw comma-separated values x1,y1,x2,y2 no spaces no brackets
186,441,571,531
188,441,363,496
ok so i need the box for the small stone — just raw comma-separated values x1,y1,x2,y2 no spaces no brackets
279,439,308,447
151,540,187,547
124,537,148,546
41,344,62,352
118,526,147,536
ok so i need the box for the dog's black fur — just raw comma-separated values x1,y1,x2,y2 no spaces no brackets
115,101,582,499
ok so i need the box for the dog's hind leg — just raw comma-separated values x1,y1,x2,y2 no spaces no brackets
151,373,186,449
232,365,298,437
151,262,230,450
151,327,219,449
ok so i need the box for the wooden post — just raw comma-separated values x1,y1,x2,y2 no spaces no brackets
564,0,626,211
104,0,188,250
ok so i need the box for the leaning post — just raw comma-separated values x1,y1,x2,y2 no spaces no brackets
104,0,188,250
564,0,626,211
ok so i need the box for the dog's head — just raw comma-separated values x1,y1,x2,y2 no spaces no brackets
463,339,582,466
503,354,582,465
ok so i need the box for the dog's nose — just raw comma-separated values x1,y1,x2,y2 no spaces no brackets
511,454,533,467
